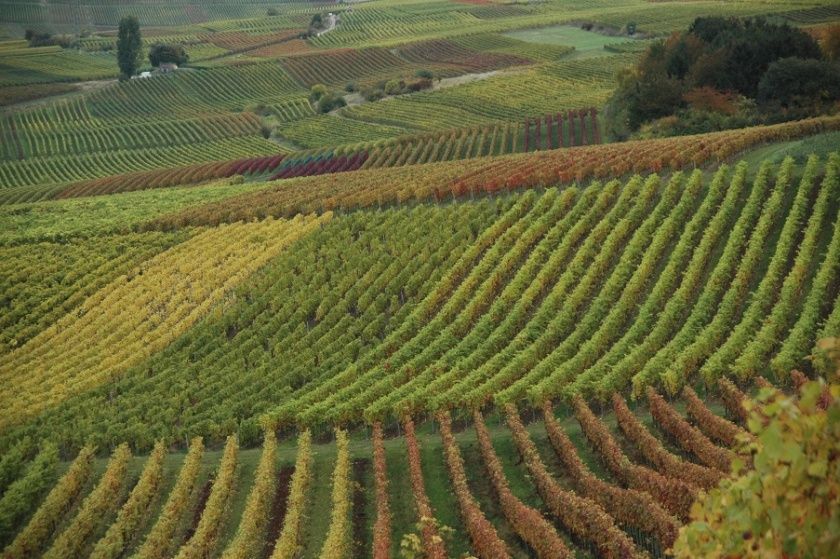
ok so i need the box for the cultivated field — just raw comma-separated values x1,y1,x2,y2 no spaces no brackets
1,0,839,557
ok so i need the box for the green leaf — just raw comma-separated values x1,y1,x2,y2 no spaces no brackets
807,459,827,478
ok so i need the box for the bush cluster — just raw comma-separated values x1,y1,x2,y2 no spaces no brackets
606,17,840,139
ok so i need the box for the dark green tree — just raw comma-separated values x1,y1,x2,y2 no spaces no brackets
309,83,328,101
317,92,346,113
604,16,830,138
148,43,188,67
689,17,822,97
116,16,142,79
758,57,840,111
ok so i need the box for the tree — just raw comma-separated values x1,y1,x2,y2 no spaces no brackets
384,79,404,96
757,57,840,111
117,16,142,79
604,55,685,139
604,15,832,136
689,17,822,97
317,93,346,113
817,25,840,62
310,84,328,102
672,340,840,558
148,43,188,67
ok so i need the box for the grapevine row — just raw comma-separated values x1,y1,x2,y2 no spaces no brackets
646,389,735,473
612,394,724,489
134,438,205,559
91,441,166,559
402,416,447,559
371,423,392,559
318,430,353,559
572,397,698,520
3,445,95,559
437,410,510,558
151,115,840,228
174,436,238,559
221,431,278,559
43,444,132,559
504,404,643,559
270,430,313,559
472,410,572,559
542,402,679,549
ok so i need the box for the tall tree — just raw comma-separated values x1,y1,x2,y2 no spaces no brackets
116,16,142,79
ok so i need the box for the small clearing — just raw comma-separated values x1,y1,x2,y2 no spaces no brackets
433,70,501,90
335,69,506,111
504,25,638,58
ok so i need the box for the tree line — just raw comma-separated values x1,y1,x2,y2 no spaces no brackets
606,17,840,139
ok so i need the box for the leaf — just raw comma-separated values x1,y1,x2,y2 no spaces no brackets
807,460,827,478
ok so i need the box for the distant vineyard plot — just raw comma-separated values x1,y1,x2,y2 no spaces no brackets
1,1,840,556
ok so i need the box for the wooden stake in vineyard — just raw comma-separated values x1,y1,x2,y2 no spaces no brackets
546,114,554,150
567,110,576,146
591,108,601,144
580,110,588,145
557,113,564,148
524,117,530,152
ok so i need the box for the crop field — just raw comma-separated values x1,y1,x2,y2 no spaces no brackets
337,53,636,135
0,49,117,86
504,24,625,53
0,148,837,450
0,374,822,559
2,0,840,556
0,1,322,29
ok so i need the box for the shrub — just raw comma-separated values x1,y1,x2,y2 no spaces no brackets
309,84,328,102
149,43,189,67
384,79,404,95
406,78,432,92
317,93,346,113
757,57,840,111
673,364,839,558
362,88,385,102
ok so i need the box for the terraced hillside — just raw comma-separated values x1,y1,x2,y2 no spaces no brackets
4,0,836,197
0,152,836,453
0,376,784,559
2,0,840,556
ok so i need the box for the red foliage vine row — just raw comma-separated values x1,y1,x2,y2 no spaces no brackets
682,386,748,447
717,378,750,423
542,402,679,548
504,404,643,559
472,410,572,559
572,396,698,521
436,411,510,559
646,388,736,473
611,394,723,491
371,422,391,559
402,416,447,559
